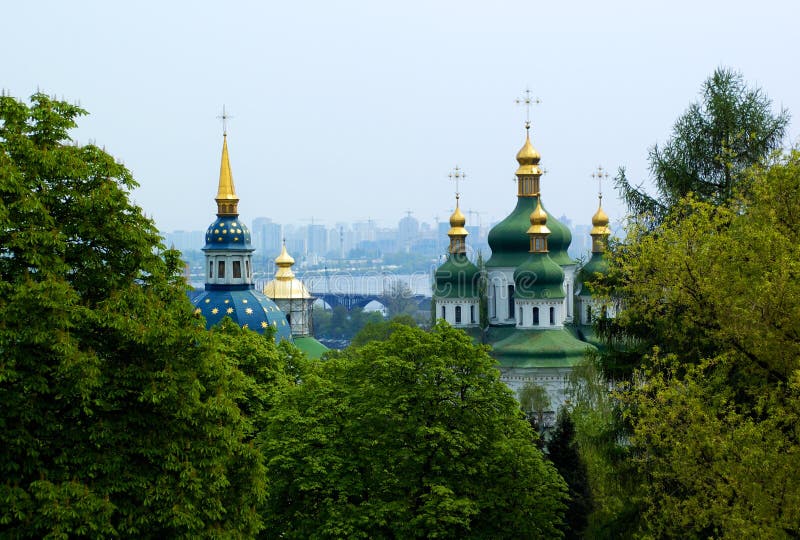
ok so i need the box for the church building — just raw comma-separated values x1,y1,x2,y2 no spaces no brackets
189,126,326,358
433,119,613,415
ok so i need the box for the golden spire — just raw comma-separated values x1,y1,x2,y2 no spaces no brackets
527,199,551,252
590,166,611,252
215,106,239,216
447,166,468,254
515,89,543,197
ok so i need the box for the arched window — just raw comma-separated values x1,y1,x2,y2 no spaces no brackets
550,306,555,325
533,307,540,325
508,285,515,320
586,305,592,324
455,306,462,324
441,305,446,320
470,305,475,323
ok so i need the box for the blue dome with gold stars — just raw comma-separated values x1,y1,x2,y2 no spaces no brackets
204,217,252,250
190,288,292,340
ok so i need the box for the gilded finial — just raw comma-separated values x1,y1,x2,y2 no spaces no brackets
591,165,609,206
448,165,466,199
447,166,468,254
526,199,551,252
590,166,611,252
515,87,541,132
217,105,234,137
514,93,543,196
215,106,239,216
275,241,296,276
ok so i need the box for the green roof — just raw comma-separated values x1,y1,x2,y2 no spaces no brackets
513,252,565,299
486,196,573,268
433,253,480,299
293,336,328,359
487,326,595,368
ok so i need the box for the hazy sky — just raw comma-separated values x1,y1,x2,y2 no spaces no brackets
4,0,799,232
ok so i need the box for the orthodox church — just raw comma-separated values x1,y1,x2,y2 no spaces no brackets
433,121,613,413
189,128,326,358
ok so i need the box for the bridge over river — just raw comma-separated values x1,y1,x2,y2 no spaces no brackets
269,271,433,311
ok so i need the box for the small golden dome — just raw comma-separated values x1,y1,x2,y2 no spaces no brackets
527,199,551,235
515,132,542,177
450,204,466,228
275,243,295,268
591,204,611,236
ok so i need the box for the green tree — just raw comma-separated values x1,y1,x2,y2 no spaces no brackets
259,323,567,539
518,381,551,434
547,409,593,540
616,67,788,226
0,92,272,537
349,313,417,348
602,152,800,537
380,280,419,319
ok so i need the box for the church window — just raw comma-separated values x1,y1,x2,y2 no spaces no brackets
470,305,475,323
550,306,555,325
441,305,446,320
455,306,462,324
601,305,608,318
519,307,523,324
209,261,213,278
533,307,540,325
586,305,592,323
233,260,242,278
218,260,225,279
246,260,250,278
507,285,515,320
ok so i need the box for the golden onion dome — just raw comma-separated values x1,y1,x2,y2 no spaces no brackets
275,243,295,268
591,205,611,236
527,199,550,235
263,244,312,300
515,132,542,176
450,204,466,229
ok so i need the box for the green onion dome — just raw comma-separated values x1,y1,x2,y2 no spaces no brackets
577,251,609,295
434,252,480,299
487,196,573,267
513,251,565,300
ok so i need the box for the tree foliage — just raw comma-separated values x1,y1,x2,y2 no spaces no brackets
259,322,567,539
595,152,800,537
518,381,551,433
547,409,593,540
0,92,275,537
616,67,788,226
349,313,417,348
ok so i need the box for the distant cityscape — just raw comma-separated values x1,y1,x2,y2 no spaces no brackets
165,214,619,289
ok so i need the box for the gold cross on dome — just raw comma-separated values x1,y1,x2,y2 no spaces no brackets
217,105,233,136
448,165,467,199
591,165,609,201
515,88,541,130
